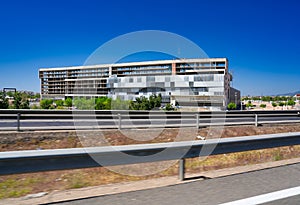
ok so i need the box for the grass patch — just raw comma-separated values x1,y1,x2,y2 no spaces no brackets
0,177,41,199
64,172,91,189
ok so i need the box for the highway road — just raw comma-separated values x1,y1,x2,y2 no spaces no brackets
0,116,300,130
49,163,300,205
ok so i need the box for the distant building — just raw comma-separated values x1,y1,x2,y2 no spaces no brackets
39,58,240,110
229,87,241,106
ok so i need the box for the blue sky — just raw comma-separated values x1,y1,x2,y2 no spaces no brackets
0,0,299,96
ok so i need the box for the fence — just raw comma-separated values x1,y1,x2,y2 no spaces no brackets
0,110,300,131
0,132,300,180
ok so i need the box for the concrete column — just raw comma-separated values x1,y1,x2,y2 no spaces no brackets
172,62,176,75
118,113,122,130
179,158,185,181
255,114,258,127
109,66,112,77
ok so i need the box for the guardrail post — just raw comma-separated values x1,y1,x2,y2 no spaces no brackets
17,113,21,132
255,114,258,127
196,114,199,129
118,113,122,130
179,158,185,181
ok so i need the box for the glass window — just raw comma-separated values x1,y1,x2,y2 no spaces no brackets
194,76,201,81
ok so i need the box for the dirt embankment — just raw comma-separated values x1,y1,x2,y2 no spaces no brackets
1,123,300,151
1,124,300,199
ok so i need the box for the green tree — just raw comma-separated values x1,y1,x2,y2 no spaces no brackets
227,102,237,110
149,95,156,109
30,104,40,109
261,96,272,102
40,99,54,109
130,96,149,110
0,92,9,109
73,97,94,110
164,103,175,111
103,98,112,110
130,94,162,110
20,100,30,109
242,96,250,101
139,96,151,110
6,91,14,97
55,100,64,107
33,93,41,99
111,97,131,110
95,97,114,110
245,101,253,109
64,98,73,108
13,92,30,109
95,97,106,110
155,94,162,108
287,100,296,107
95,97,113,110
260,104,266,109
252,96,260,101
278,101,285,110
13,92,22,109
272,102,277,109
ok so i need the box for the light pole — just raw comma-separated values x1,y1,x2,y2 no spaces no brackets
241,100,243,110
234,92,237,108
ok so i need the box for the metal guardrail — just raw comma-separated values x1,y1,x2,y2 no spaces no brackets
0,132,300,180
0,109,300,131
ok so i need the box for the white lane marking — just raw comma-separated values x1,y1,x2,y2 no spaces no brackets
219,186,300,205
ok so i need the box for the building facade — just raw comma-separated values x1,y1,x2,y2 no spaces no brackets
39,58,238,109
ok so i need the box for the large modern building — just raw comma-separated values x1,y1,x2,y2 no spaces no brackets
39,58,240,110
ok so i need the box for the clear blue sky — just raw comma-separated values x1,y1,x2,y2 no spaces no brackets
0,0,299,96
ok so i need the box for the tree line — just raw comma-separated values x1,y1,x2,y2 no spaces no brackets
242,96,297,102
228,99,297,110
38,94,172,110
0,91,35,109
0,91,178,110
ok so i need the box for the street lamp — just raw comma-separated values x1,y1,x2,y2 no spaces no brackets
234,92,237,105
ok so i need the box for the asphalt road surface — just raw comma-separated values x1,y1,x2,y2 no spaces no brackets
47,163,300,205
0,116,299,130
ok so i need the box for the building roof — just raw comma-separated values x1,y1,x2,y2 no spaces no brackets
39,58,228,72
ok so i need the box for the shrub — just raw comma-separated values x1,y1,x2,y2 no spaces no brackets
227,102,237,110
40,99,53,109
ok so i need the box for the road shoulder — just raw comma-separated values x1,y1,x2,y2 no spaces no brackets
1,157,300,205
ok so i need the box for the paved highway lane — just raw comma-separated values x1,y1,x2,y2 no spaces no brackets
1,116,299,130
49,163,300,205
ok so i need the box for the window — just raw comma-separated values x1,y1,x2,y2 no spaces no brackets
194,76,201,81
146,76,155,82
194,75,214,81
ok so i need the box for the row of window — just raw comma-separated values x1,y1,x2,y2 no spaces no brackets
114,65,171,71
